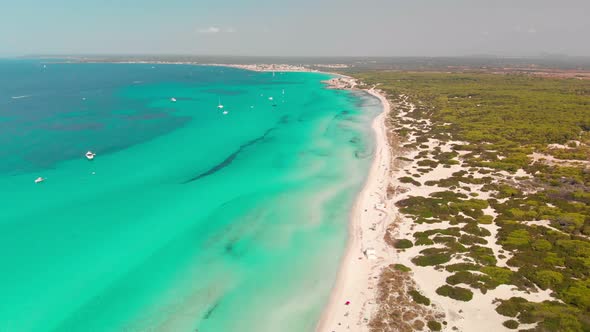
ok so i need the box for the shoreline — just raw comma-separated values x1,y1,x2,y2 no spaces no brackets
316,86,393,332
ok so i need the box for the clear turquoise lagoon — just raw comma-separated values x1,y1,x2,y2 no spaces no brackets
0,60,380,332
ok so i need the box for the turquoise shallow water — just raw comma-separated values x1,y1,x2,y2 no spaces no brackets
0,60,380,332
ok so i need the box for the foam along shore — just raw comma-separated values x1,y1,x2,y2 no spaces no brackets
316,87,393,332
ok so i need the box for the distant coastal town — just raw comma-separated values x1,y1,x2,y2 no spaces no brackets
60,57,353,73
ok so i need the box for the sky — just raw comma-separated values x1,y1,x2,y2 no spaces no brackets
0,0,589,57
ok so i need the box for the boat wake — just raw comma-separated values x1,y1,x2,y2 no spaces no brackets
11,95,32,99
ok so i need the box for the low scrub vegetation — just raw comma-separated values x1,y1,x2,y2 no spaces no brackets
353,71,590,331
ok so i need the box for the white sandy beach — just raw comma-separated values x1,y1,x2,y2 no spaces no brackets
316,88,393,332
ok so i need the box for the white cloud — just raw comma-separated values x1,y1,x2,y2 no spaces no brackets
198,26,221,34
197,26,236,34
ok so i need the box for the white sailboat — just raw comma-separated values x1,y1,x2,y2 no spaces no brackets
86,151,96,160
34,177,45,184
217,97,224,109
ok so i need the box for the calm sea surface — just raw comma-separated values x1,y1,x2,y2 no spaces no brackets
0,60,380,332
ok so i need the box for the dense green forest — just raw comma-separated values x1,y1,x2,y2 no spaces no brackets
353,72,590,331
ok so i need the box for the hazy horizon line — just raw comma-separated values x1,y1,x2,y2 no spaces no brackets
5,53,590,60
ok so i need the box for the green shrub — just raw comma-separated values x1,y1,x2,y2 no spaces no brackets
412,249,451,266
497,185,522,198
394,264,411,272
552,212,585,232
458,234,487,245
415,237,435,246
417,159,439,168
446,271,480,285
399,176,422,186
451,199,489,218
433,235,456,244
394,239,414,249
468,245,497,266
462,224,491,237
502,229,531,247
445,263,480,272
481,266,513,284
427,320,442,331
397,196,455,219
556,239,590,257
560,279,590,310
409,289,431,306
533,270,564,290
495,297,586,331
477,215,493,224
496,297,527,317
543,252,564,266
532,239,553,251
502,320,519,329
435,285,473,301
415,227,461,238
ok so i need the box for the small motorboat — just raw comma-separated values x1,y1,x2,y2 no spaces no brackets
35,177,44,184
222,110,228,115
86,151,96,160
268,97,274,101
170,97,177,102
217,97,224,109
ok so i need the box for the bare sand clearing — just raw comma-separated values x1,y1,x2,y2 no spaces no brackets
316,88,393,332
